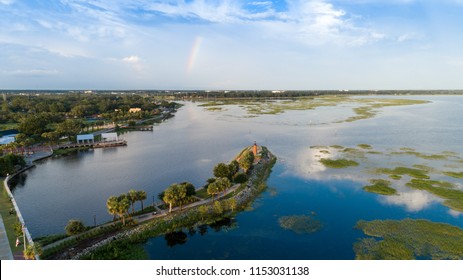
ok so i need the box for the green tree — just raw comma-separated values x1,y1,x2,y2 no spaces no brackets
163,184,187,213
181,182,196,197
41,131,60,144
65,219,86,236
198,205,209,221
137,190,147,211
213,201,223,215
18,114,50,136
213,163,231,179
227,198,237,212
228,160,240,176
127,189,138,214
232,172,247,184
158,191,165,201
56,119,84,139
106,196,118,221
0,154,26,176
23,243,42,260
215,177,231,194
115,194,130,226
239,150,254,173
13,221,23,237
207,182,221,202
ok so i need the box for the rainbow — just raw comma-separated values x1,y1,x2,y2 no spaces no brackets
186,36,203,74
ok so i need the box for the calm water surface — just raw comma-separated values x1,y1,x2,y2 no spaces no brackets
10,95,463,259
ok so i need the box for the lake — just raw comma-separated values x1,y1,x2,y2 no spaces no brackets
10,95,463,259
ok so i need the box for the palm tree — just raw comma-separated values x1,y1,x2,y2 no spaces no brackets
116,194,130,226
106,196,118,221
127,189,138,214
207,183,220,202
163,184,187,212
163,187,176,213
137,190,147,211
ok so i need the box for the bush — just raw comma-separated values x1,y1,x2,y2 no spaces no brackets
233,172,247,184
65,220,86,236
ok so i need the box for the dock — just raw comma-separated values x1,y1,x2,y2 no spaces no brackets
56,140,127,150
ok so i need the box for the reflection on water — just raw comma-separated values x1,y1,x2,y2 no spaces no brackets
165,231,188,247
9,95,463,260
163,218,236,248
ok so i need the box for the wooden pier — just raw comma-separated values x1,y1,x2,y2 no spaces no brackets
56,140,127,150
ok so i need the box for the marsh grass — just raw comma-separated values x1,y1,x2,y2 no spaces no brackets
199,96,429,124
374,167,430,179
354,219,463,260
319,158,359,168
278,213,322,234
363,179,397,196
443,171,463,178
406,179,463,212
358,144,372,149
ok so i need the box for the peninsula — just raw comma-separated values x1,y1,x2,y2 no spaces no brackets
39,144,276,259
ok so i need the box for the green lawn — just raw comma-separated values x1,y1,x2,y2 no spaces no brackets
0,179,24,256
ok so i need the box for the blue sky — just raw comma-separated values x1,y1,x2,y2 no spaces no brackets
1,0,463,90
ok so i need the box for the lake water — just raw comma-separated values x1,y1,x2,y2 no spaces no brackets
10,95,463,259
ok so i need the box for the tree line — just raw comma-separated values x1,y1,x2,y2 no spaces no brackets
106,189,147,226
0,153,26,176
0,93,179,148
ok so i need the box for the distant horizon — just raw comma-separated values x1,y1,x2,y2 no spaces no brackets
1,89,463,93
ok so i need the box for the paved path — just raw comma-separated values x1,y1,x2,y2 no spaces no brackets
0,214,13,260
43,183,241,251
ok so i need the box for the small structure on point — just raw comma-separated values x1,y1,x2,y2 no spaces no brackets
253,141,258,156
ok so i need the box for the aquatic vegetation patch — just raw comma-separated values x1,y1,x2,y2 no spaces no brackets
205,107,225,112
412,164,436,172
444,171,463,179
330,145,344,149
358,144,372,149
319,158,359,168
363,179,397,196
375,167,430,179
341,147,367,158
406,179,463,212
391,151,448,160
278,214,322,234
311,144,462,212
389,174,402,180
199,96,429,124
354,219,463,260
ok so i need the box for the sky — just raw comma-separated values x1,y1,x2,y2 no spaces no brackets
1,0,463,90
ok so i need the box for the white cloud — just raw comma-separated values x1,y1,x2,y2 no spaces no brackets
380,190,441,212
0,0,14,5
2,69,58,76
122,55,140,63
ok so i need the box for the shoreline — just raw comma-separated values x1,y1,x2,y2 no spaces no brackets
2,149,53,260
51,145,276,259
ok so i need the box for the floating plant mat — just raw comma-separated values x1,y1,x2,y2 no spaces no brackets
199,96,429,124
278,213,323,234
309,144,463,212
354,219,463,260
